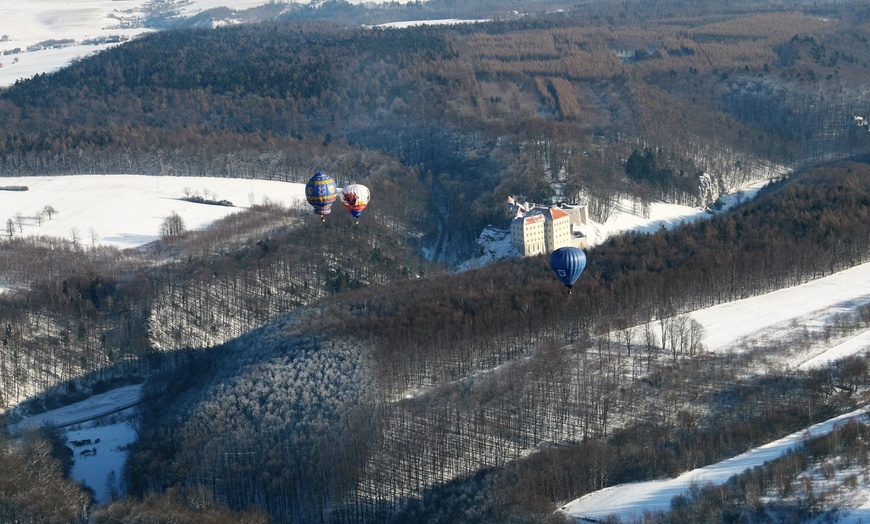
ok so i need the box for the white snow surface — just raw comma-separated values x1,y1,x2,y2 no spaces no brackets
0,174,306,249
66,421,138,503
12,385,143,432
11,385,143,504
0,0,154,87
692,262,870,357
589,179,770,247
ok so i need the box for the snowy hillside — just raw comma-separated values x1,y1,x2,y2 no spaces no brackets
0,175,305,249
462,179,772,270
0,0,426,87
562,407,870,522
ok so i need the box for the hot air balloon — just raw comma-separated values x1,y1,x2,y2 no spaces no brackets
341,183,370,224
549,247,587,293
305,171,338,221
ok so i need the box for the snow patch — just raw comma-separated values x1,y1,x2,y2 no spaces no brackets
456,226,519,271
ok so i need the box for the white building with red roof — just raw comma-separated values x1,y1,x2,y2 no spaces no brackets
511,213,547,256
509,199,588,256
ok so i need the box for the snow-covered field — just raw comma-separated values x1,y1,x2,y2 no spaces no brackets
692,262,870,358
0,0,306,88
0,0,153,88
0,175,306,249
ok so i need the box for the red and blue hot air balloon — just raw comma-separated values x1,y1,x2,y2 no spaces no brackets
305,171,338,221
549,247,587,293
340,183,370,224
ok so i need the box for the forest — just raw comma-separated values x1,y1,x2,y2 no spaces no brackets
2,0,870,522
2,0,869,259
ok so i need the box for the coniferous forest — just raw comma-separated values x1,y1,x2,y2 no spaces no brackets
2,0,870,522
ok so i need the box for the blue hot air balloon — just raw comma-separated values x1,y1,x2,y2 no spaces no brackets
305,171,338,221
549,247,587,293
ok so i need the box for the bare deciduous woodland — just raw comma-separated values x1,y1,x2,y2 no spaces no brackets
2,0,870,522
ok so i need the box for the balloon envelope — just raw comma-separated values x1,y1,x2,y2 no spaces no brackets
341,183,371,221
549,247,587,289
305,171,338,217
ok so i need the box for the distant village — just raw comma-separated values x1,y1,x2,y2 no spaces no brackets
507,196,589,256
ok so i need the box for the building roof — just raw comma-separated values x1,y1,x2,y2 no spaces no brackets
547,207,569,220
511,203,574,227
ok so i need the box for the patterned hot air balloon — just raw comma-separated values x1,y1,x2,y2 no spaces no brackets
305,171,338,221
340,183,371,224
549,247,587,294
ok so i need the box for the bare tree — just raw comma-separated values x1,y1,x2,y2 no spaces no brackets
5,218,14,237
42,205,57,220
160,212,186,238
644,321,659,371
14,212,23,233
